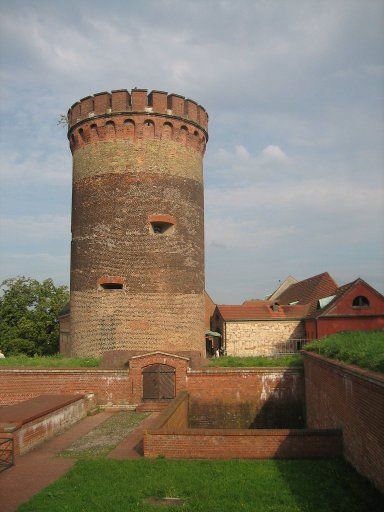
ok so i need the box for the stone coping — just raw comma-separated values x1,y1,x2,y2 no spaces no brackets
0,368,127,374
0,366,302,375
0,394,84,429
147,427,342,437
187,366,303,374
301,350,384,387
150,391,188,431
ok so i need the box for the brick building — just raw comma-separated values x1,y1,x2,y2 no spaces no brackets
64,88,209,357
212,272,384,356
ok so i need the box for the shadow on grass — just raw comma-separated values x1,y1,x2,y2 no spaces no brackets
274,458,384,512
252,367,384,511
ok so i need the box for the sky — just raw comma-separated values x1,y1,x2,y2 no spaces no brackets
0,0,383,303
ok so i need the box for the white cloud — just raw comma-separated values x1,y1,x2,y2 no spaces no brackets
0,0,383,299
260,145,289,164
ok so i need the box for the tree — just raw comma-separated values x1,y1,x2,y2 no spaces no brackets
0,277,69,356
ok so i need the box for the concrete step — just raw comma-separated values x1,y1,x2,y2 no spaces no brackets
136,401,169,412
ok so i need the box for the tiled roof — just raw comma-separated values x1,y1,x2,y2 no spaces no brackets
311,278,359,318
216,302,309,321
274,272,338,315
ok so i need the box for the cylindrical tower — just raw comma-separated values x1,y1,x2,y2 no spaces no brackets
66,89,208,357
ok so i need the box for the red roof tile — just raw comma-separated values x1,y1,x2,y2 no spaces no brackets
216,301,309,321
274,272,338,315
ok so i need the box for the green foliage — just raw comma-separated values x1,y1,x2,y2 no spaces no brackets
0,276,69,356
18,458,384,512
209,355,303,367
305,331,384,373
0,354,100,367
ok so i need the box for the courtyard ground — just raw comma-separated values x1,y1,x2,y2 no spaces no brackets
1,411,383,511
16,457,384,512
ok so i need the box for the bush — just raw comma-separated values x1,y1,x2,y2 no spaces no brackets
0,276,69,356
305,331,384,373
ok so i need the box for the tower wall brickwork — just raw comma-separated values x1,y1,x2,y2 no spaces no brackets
66,89,208,356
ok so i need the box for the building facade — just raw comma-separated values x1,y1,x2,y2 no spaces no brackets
66,89,208,356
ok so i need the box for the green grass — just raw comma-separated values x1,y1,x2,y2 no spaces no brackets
209,354,303,368
305,331,384,373
59,412,149,458
18,458,384,512
0,354,101,368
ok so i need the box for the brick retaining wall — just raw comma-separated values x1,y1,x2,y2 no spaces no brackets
0,394,96,455
303,351,384,493
187,367,304,428
0,369,130,407
0,363,304,414
144,392,341,459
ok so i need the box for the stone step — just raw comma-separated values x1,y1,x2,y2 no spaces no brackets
136,402,169,412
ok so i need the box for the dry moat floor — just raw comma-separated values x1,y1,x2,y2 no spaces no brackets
13,410,383,512
16,458,384,512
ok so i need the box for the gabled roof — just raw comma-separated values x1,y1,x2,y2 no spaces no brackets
267,276,298,301
312,278,384,318
216,302,309,321
274,272,338,315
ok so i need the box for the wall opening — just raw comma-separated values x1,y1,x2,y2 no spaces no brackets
142,364,176,401
352,296,370,308
150,221,174,235
99,283,123,290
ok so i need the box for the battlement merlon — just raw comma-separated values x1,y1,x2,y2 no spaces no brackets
67,89,209,136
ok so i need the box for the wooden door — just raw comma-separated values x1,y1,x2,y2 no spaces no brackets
142,364,175,400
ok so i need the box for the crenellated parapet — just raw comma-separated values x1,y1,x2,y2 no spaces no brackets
68,89,208,155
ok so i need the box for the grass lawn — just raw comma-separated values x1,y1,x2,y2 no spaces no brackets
209,355,303,368
18,458,383,512
305,331,384,373
0,354,100,368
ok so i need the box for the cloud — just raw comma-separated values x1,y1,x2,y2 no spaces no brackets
0,0,383,300
260,145,289,164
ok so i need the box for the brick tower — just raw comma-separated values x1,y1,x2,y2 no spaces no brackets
66,89,208,357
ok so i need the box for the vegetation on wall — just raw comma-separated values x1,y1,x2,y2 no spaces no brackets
209,355,303,367
0,276,69,356
0,354,100,368
305,331,384,373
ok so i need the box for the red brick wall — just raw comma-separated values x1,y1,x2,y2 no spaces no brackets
316,317,384,339
144,427,342,459
186,367,304,427
0,361,303,415
303,351,384,493
186,367,303,402
0,369,130,407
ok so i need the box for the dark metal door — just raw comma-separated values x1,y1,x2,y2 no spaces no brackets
142,364,175,400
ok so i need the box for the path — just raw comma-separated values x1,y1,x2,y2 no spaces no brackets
0,411,113,512
108,412,160,459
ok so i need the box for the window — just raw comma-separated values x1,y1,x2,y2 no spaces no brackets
148,214,176,235
100,282,123,290
150,221,174,235
352,296,369,308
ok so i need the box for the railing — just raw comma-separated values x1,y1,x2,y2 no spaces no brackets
272,339,309,355
224,339,310,358
0,437,14,472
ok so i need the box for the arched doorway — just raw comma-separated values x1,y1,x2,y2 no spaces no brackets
142,364,176,401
